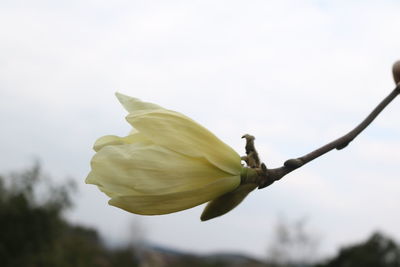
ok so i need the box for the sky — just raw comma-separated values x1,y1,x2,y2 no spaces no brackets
1,0,400,260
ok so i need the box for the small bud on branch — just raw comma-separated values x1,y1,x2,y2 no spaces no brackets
393,61,400,85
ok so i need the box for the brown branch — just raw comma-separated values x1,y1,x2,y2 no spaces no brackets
256,62,400,189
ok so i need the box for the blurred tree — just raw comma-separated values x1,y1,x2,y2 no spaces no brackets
266,217,320,267
315,232,400,267
0,164,71,266
0,164,139,267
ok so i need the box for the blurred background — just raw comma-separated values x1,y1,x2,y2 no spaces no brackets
1,0,400,266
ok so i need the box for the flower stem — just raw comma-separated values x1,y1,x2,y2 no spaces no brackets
257,83,400,189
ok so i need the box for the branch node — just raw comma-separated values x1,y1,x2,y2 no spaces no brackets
336,142,349,150
284,158,303,169
393,60,400,85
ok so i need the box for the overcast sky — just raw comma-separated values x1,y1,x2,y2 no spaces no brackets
1,0,400,260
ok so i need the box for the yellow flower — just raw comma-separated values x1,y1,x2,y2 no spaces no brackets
86,93,242,218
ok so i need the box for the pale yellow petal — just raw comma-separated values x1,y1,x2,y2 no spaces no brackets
126,109,241,175
95,182,137,198
108,176,240,215
115,92,162,114
93,132,151,152
86,142,239,196
114,94,241,175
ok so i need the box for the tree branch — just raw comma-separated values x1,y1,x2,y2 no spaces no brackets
255,62,400,189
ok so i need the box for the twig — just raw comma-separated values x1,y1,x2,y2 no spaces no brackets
252,61,400,189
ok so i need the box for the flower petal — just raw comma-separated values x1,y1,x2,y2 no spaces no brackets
115,94,241,175
115,92,163,114
93,131,151,152
126,109,241,175
108,176,240,215
86,141,240,196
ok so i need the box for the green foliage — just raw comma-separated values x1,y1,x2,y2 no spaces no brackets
315,232,400,267
0,164,138,267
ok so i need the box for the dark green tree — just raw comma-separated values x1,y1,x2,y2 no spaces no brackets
316,232,400,267
0,164,139,267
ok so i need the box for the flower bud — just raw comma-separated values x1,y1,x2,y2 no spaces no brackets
86,93,243,219
393,60,400,85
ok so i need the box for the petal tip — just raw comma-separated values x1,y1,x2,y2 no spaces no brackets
85,175,93,185
115,92,136,104
114,93,162,113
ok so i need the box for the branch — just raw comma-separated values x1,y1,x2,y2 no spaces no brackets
253,61,400,189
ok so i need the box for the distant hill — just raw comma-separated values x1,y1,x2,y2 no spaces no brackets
138,245,270,267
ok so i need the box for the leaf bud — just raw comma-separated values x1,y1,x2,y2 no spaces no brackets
393,60,400,85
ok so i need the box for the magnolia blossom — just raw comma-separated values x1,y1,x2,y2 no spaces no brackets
86,93,243,218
